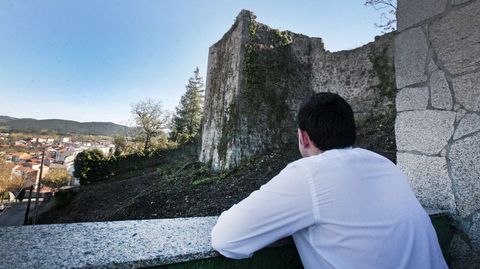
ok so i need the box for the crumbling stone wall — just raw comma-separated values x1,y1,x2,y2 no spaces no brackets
200,10,396,170
394,0,480,266
199,11,249,171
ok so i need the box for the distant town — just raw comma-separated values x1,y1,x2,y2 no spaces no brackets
0,132,115,193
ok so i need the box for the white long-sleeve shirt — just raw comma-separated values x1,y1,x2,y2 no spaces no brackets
211,147,448,269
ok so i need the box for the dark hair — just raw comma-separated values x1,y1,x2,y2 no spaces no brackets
297,92,356,151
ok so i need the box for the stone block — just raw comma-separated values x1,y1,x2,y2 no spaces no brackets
449,132,480,217
397,0,447,31
395,27,428,89
452,71,480,112
453,0,472,5
449,234,480,269
430,70,453,110
454,113,480,140
470,212,480,252
430,1,480,75
396,87,429,111
427,59,439,74
456,109,467,124
395,110,455,154
397,153,456,211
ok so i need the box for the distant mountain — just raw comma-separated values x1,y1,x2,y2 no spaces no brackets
0,116,133,136
0,115,17,123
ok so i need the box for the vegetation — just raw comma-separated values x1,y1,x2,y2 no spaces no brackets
356,45,397,161
0,117,132,136
49,188,78,211
113,135,128,156
364,0,397,32
38,144,300,224
43,169,71,191
73,149,108,185
73,145,197,186
131,99,169,152
170,68,205,145
216,16,313,164
111,133,167,156
0,159,25,198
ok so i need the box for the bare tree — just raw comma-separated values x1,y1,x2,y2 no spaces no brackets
365,0,397,32
131,99,168,152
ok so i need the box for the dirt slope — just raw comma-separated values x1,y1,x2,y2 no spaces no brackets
39,146,300,224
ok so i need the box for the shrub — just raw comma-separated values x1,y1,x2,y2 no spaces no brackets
74,149,108,185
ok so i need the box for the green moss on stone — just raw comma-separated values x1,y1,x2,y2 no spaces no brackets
356,45,397,161
369,46,396,99
242,20,296,141
217,100,238,163
216,17,300,164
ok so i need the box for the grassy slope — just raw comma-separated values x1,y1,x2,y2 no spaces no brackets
38,145,300,224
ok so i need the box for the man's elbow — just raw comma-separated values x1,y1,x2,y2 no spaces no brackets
210,225,229,255
211,222,253,259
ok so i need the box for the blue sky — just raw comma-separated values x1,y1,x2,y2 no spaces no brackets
0,0,389,124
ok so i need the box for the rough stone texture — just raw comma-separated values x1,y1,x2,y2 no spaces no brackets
470,212,480,252
395,110,455,154
200,10,396,170
0,217,219,269
452,0,472,5
395,27,428,89
397,0,447,31
313,35,398,161
456,109,467,124
452,71,480,112
397,153,456,211
449,133,480,217
0,212,446,269
427,59,439,73
200,11,319,170
449,234,480,269
429,1,480,75
395,0,480,264
430,70,453,110
396,87,429,111
453,113,480,140
310,35,394,115
199,10,249,170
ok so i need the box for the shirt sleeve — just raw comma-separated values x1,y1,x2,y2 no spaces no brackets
211,163,316,259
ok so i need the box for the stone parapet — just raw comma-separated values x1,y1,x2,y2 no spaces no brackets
0,212,450,269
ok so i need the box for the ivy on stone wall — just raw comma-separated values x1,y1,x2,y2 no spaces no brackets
217,17,301,164
242,20,296,142
356,45,397,161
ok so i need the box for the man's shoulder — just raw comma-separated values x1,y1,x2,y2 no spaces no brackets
287,148,394,170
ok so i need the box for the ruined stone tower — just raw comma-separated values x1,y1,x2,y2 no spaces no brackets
200,10,396,170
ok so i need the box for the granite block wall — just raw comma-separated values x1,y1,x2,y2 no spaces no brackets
394,0,480,267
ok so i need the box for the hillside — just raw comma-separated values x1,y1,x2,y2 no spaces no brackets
38,145,301,224
0,116,17,123
0,116,133,136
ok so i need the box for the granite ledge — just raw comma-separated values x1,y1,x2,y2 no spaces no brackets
0,208,448,269
425,208,449,217
0,216,220,269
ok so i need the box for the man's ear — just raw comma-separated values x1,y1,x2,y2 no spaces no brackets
298,129,311,147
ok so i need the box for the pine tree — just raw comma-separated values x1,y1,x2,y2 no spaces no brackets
170,67,205,144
